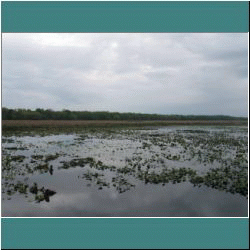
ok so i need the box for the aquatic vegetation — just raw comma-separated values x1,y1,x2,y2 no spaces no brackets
35,187,56,203
29,182,38,194
45,153,60,162
5,146,27,151
94,161,116,171
60,157,116,171
60,157,95,169
31,155,44,160
82,171,104,181
117,166,135,175
34,163,49,173
190,176,204,187
82,170,111,189
96,178,110,189
1,125,248,217
136,165,248,197
137,167,197,185
202,166,248,197
111,175,135,193
2,138,15,143
2,180,56,203
2,155,12,171
10,155,26,162
165,154,181,161
14,182,29,194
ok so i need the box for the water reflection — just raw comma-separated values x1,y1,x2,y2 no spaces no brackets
2,126,248,217
2,182,247,217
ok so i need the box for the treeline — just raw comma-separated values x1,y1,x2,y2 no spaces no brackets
2,107,247,121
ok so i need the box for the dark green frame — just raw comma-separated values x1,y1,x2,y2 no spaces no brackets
1,1,249,32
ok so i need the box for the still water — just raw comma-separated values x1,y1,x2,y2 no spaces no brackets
2,126,248,217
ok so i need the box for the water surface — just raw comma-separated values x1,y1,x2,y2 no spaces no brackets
2,126,248,217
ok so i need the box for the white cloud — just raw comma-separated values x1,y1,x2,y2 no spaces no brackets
2,33,248,116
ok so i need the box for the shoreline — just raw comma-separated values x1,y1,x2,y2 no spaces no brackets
2,119,248,128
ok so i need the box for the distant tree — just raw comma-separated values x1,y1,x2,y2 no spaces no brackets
1,107,247,121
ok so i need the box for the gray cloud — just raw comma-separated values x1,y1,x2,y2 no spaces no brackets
2,33,248,116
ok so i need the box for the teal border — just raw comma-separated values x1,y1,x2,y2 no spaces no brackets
1,218,249,249
1,1,249,249
1,1,249,32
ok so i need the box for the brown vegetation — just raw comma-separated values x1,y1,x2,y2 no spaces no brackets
2,119,247,128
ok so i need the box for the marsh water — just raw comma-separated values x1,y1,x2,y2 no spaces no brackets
2,126,248,217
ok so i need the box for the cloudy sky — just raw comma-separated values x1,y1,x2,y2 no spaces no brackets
2,33,248,116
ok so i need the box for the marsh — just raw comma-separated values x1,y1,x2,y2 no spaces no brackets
1,125,248,217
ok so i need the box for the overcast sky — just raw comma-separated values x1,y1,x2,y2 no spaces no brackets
2,33,248,116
